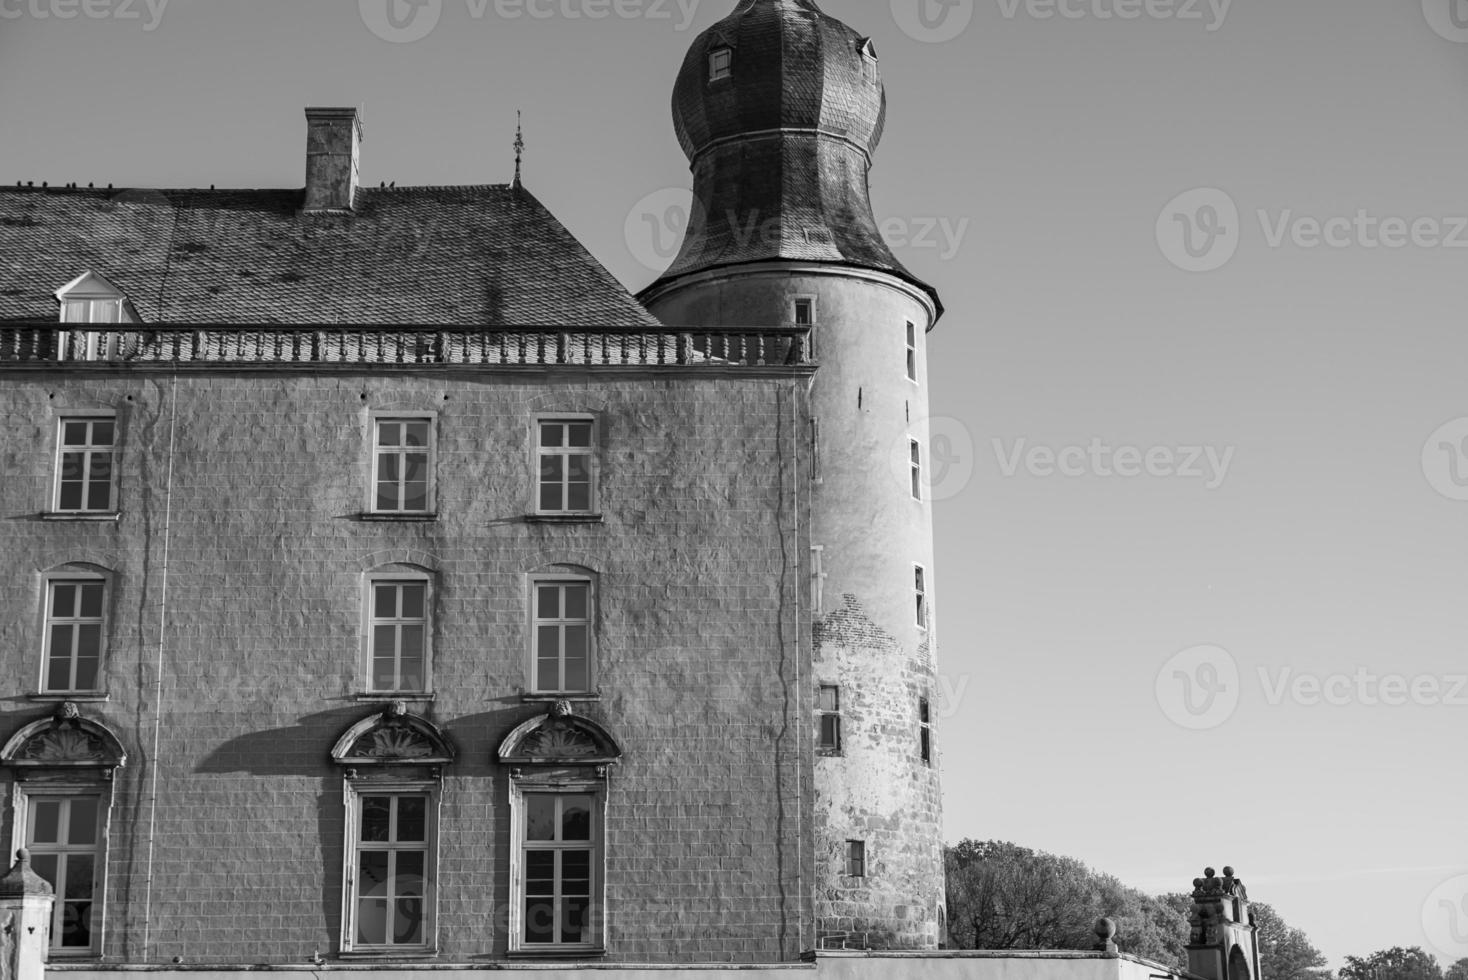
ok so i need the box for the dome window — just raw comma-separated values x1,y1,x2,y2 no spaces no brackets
708,46,732,82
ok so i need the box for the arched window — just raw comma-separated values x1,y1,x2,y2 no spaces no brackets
331,703,454,955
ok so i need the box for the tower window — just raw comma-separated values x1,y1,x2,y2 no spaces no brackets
793,297,815,325
914,565,927,629
709,47,732,81
906,321,918,382
910,439,923,501
817,685,841,754
919,697,932,765
845,840,866,878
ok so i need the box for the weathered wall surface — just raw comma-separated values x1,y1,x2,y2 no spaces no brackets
648,269,945,950
0,366,812,965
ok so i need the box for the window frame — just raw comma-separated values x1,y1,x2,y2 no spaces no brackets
340,777,441,956
369,414,437,517
362,572,434,696
708,46,732,82
914,564,928,631
906,320,919,384
817,684,842,755
507,772,607,955
9,779,114,958
845,839,867,878
52,414,118,515
910,439,923,501
527,573,597,695
39,572,109,696
919,696,933,766
533,415,600,517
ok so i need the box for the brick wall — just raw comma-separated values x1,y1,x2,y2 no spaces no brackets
0,367,813,964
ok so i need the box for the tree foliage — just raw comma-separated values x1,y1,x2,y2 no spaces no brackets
1339,948,1443,980
1443,959,1468,980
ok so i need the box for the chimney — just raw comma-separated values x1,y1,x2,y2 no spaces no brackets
303,107,363,213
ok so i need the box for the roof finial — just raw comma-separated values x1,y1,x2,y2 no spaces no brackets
513,110,525,190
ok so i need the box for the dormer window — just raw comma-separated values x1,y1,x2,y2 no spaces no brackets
859,37,878,60
53,272,141,361
709,47,732,82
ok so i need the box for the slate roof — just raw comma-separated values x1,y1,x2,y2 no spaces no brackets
0,184,659,327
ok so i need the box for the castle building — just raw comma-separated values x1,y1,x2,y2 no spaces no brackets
0,0,946,967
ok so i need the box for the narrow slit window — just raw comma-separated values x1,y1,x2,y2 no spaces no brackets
846,840,866,878
910,439,922,501
919,696,932,765
906,321,918,382
818,685,841,753
915,565,927,629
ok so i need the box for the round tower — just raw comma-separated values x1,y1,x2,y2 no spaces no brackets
639,0,945,950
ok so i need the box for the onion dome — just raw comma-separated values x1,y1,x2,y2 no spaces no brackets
645,0,940,315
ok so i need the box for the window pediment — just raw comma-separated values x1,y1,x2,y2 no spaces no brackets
1,704,126,769
331,702,454,766
499,702,622,765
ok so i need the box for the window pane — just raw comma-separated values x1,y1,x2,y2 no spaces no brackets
78,583,104,618
396,851,425,893
374,585,397,619
373,656,397,692
563,625,588,659
76,652,102,691
63,855,94,900
67,799,99,846
536,586,560,619
525,850,556,890
58,480,83,511
563,585,588,619
399,585,425,619
819,686,838,711
376,484,397,512
399,655,424,693
378,422,401,447
540,423,564,448
30,853,58,889
61,900,92,948
358,852,390,897
53,584,76,617
539,483,561,512
403,422,429,447
524,898,554,943
30,801,62,845
396,797,427,843
62,422,89,446
567,454,590,482
394,897,424,945
562,799,592,841
356,898,388,946
562,655,588,693
561,897,589,944
540,455,564,483
537,625,561,658
378,453,400,483
92,422,114,445
75,624,101,661
568,424,593,448
361,798,392,843
567,482,591,512
88,453,112,482
400,626,424,662
526,798,556,841
820,715,840,749
536,656,560,693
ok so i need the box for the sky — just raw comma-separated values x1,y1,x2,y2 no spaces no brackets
2,0,1467,970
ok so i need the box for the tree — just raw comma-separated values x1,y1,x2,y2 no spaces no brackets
1339,947,1443,980
1443,959,1468,980
944,840,1187,967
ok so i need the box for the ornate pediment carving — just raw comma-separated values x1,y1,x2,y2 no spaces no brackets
499,707,621,765
331,703,454,766
1,705,126,769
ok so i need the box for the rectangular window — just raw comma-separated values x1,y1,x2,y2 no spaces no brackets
373,418,433,514
532,579,593,693
536,418,597,515
919,697,932,765
910,439,922,501
818,685,841,753
346,790,435,951
368,579,429,693
26,795,103,952
55,417,116,513
906,321,918,382
519,793,600,949
793,298,815,325
914,565,927,630
709,47,732,81
43,579,105,694
845,840,866,878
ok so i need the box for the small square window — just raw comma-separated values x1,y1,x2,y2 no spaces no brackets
54,417,116,513
373,418,434,514
709,47,732,81
846,840,866,878
537,418,598,515
42,578,107,694
818,685,841,753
